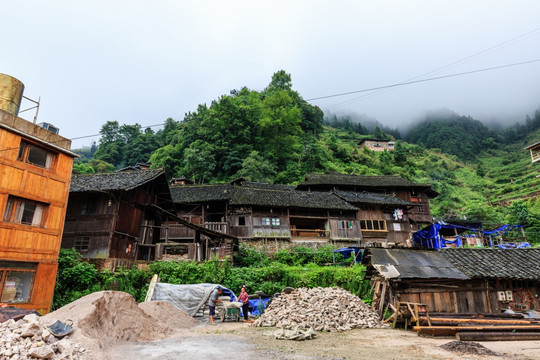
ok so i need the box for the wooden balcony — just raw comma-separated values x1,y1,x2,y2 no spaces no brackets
291,229,329,238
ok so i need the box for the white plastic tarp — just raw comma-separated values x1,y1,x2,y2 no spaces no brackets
151,283,236,317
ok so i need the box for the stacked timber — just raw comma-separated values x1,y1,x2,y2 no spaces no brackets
413,312,540,341
253,287,387,332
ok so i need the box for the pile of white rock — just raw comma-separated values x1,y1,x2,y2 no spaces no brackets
0,314,87,359
254,287,387,332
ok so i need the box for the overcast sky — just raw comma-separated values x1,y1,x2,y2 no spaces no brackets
2,1,540,148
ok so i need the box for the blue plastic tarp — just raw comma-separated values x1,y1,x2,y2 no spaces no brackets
248,298,271,316
413,222,524,249
497,242,531,249
333,248,363,263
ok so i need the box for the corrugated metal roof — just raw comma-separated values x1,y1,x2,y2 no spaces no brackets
369,249,468,280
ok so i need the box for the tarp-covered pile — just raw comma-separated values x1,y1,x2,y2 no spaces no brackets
151,283,236,316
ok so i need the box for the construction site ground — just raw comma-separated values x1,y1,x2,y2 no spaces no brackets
107,321,540,360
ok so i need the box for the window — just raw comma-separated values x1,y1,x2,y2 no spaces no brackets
338,221,353,229
360,219,387,232
238,216,246,226
3,196,47,227
82,199,98,215
261,217,280,226
74,236,90,252
17,141,55,169
0,261,36,304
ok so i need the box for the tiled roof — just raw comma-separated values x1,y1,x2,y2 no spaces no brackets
170,183,357,210
440,248,540,280
229,187,357,210
170,184,233,203
300,173,423,187
240,182,296,191
369,249,468,280
70,169,166,192
334,190,417,206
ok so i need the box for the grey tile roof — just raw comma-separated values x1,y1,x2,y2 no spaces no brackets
170,184,233,203
170,183,358,210
440,248,540,281
70,169,166,192
369,249,468,280
229,187,357,210
298,173,438,197
300,173,423,187
240,182,296,191
334,190,417,206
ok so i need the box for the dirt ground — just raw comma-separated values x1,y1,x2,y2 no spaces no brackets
106,321,540,360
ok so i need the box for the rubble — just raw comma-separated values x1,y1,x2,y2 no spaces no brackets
0,314,87,359
269,327,317,340
253,287,387,332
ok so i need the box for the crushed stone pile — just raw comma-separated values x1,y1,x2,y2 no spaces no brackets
440,341,500,356
253,287,387,332
0,313,87,359
42,291,197,354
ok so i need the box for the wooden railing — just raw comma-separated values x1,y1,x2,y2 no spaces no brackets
291,229,329,238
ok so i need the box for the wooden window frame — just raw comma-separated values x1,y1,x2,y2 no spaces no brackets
2,196,48,227
0,262,37,304
74,236,90,252
17,140,57,170
81,198,98,215
360,219,387,232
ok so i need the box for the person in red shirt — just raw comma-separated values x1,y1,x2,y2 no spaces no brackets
238,285,249,321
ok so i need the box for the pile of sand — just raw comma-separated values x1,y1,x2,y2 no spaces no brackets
43,291,197,352
139,300,198,330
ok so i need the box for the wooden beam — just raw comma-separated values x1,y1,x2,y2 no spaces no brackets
419,317,540,325
414,325,540,336
457,332,540,341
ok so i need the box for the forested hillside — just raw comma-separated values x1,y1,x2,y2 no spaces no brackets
72,71,540,243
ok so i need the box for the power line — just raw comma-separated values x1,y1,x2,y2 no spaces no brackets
315,25,540,109
306,58,540,103
0,122,169,153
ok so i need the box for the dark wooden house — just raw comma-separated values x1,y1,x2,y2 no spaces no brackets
168,179,362,251
367,248,540,317
0,76,77,314
297,173,438,240
61,169,172,264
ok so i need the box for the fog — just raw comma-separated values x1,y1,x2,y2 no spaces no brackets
1,1,539,148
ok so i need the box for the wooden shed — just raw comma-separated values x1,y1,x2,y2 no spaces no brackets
367,248,540,317
0,108,76,314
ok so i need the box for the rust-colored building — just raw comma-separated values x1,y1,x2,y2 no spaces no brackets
0,74,76,313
